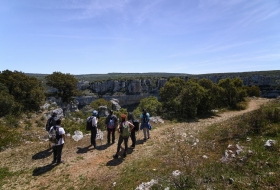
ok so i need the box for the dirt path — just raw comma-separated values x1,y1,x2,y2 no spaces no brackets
0,98,270,190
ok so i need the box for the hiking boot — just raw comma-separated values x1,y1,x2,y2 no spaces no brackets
123,152,127,158
113,154,118,159
129,145,135,148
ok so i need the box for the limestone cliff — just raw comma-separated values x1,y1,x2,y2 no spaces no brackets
76,78,167,106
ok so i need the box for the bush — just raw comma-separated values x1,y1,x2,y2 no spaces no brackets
4,115,21,128
63,118,86,135
235,100,248,110
0,122,21,151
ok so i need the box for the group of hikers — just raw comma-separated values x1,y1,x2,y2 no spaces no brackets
46,109,151,164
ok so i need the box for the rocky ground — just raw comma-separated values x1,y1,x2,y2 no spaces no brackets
0,97,270,190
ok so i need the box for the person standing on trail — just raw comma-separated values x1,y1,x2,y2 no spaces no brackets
128,112,136,148
105,110,118,145
113,114,134,158
49,119,65,164
89,110,99,148
46,111,58,132
140,109,151,140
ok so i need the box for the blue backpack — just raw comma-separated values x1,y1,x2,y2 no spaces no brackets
142,113,149,123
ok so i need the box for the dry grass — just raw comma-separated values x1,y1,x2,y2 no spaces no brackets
0,98,274,190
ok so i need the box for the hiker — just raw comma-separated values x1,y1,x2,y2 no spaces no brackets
140,109,151,140
128,112,136,148
46,111,58,132
113,114,134,158
105,110,118,144
49,119,65,164
90,110,99,148
46,111,58,148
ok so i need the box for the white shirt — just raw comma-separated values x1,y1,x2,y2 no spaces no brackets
49,125,65,146
92,116,98,127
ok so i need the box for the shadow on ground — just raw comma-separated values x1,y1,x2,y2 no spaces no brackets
136,139,146,145
32,163,57,176
32,148,52,160
76,145,96,154
106,158,124,166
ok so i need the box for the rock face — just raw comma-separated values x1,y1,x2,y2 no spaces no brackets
75,79,167,107
75,94,159,107
89,78,167,94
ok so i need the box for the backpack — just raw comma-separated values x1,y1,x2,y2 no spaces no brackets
49,126,62,144
108,116,116,129
133,120,140,131
86,116,94,131
120,121,130,138
46,117,57,131
142,113,149,123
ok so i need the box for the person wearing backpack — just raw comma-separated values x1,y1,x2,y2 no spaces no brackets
49,119,65,164
140,109,151,140
128,112,136,148
87,110,99,148
105,110,118,145
46,111,58,132
113,114,134,158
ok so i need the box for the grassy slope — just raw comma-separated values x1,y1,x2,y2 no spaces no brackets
0,98,279,190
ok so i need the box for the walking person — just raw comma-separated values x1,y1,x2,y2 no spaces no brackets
49,119,65,164
113,114,134,158
128,112,136,148
105,110,118,145
140,109,151,140
89,110,99,148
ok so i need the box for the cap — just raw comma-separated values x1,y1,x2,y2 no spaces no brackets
92,110,98,116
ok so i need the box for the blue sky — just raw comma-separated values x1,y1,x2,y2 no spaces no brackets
0,0,279,75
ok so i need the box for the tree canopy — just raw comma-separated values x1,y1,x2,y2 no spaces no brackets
159,76,252,119
133,96,162,118
45,72,79,103
0,70,45,116
90,98,112,111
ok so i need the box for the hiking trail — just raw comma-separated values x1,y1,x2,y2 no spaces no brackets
0,98,269,189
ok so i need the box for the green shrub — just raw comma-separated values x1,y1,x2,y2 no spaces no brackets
24,120,32,130
63,118,86,135
35,120,45,128
235,100,248,110
3,115,21,128
0,122,21,151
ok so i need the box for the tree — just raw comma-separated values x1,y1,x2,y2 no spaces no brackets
176,80,205,118
45,72,78,103
90,98,112,110
0,90,17,117
159,77,186,117
133,96,162,118
246,85,260,97
197,78,223,114
0,70,45,114
218,78,247,108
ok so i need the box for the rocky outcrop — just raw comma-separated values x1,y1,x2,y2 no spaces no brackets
89,78,167,94
75,94,158,107
75,78,167,107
